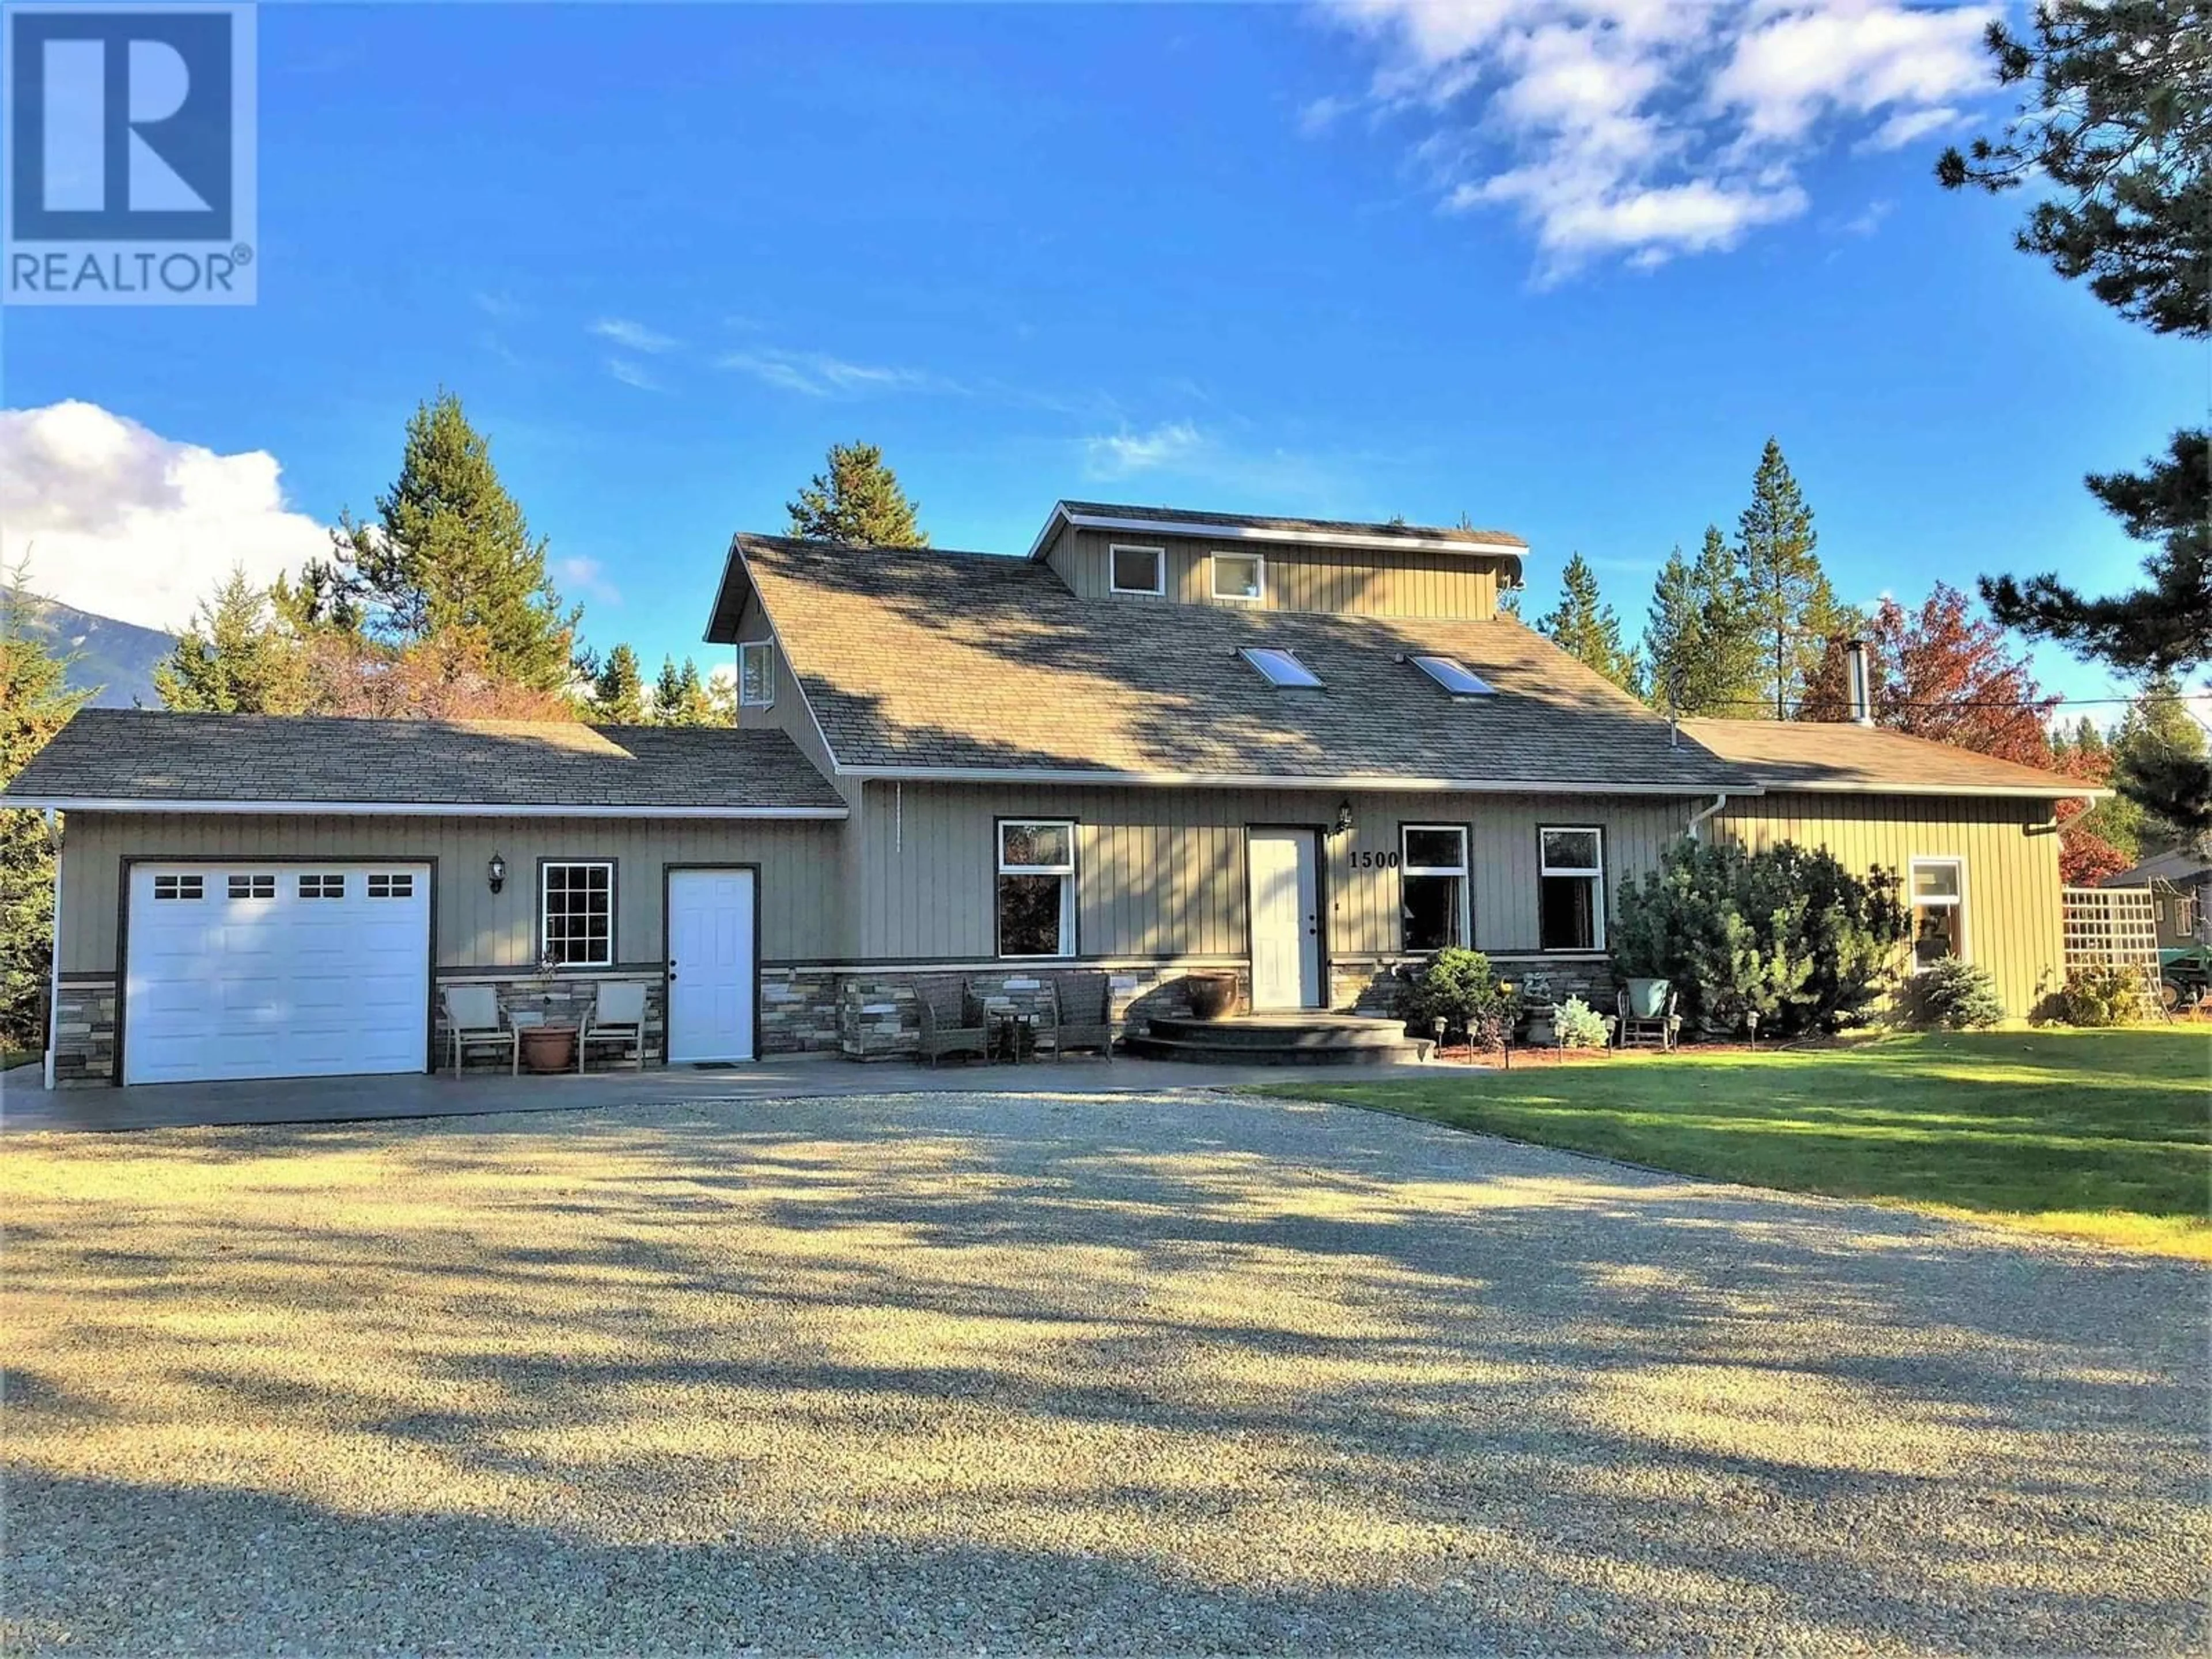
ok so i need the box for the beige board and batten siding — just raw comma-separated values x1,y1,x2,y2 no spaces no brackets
1714,792,2065,1017
854,781,1709,963
58,812,845,975
1045,528,1505,619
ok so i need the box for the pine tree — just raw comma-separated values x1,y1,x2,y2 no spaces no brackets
0,563,91,1051
2113,672,2211,852
316,392,581,691
1734,439,1834,719
1537,553,1641,694
154,568,312,714
786,442,928,547
1643,528,1764,717
652,656,717,727
590,643,649,725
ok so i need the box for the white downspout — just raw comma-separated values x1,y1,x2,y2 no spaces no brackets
1687,793,1729,843
41,809,60,1091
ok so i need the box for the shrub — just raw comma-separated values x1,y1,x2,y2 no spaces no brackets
1612,838,1909,1036
1397,947,1510,1048
1552,995,1612,1050
1912,959,2006,1029
2057,965,2144,1027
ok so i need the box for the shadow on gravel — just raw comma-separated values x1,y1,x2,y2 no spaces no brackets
5,1090,2207,1655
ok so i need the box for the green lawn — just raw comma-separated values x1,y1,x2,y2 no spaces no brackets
1255,1030,2212,1257
1,1046,39,1073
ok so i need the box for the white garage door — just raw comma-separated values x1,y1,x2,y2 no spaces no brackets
124,862,432,1085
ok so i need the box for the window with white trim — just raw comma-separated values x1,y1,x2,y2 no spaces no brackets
153,874,203,901
1402,825,1469,952
298,873,346,900
997,820,1075,958
1212,552,1264,602
367,873,415,900
542,861,613,968
1109,544,1165,595
738,641,775,708
228,874,275,900
1909,858,1965,970
1538,827,1604,951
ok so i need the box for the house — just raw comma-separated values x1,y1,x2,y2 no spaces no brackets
2103,848,2212,951
5,499,2101,1086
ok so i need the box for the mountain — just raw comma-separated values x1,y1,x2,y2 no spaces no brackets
10,595,174,709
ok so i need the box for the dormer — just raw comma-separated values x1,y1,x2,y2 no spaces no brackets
1025,500,1526,620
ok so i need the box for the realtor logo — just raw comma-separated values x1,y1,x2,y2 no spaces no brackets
4,2,256,304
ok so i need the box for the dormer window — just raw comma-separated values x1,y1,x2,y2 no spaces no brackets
738,640,775,707
1212,552,1264,603
1240,646,1321,688
1410,654,1495,697
1109,544,1165,595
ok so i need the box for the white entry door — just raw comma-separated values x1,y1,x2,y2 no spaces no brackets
1248,828,1323,1010
124,862,431,1085
666,868,757,1063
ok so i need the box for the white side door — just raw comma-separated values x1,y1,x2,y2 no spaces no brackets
666,868,756,1063
125,862,431,1085
1248,829,1322,1010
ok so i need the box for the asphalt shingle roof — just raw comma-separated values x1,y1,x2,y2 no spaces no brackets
1678,718,2094,797
0,710,850,812
737,535,1749,790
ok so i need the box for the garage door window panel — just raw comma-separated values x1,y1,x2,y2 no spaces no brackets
542,861,615,968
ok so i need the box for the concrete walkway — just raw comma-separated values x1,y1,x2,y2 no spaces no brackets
0,1052,1443,1134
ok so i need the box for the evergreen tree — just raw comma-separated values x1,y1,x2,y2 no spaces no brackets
652,655,717,727
1734,439,1836,719
0,564,91,1052
590,643,649,725
786,441,929,547
2112,672,2212,851
315,392,581,690
1942,2,2209,831
1643,528,1764,717
1537,552,1641,694
154,568,312,714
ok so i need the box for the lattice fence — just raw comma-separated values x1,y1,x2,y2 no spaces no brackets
2062,886,2161,973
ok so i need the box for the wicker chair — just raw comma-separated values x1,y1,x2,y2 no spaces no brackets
915,976,989,1067
1049,971,1115,1060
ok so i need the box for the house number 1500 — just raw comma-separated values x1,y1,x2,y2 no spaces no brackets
1347,850,1400,870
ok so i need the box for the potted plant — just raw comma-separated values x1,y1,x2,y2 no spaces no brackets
1185,971,1238,1020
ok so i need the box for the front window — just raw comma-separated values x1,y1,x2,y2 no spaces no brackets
1212,552,1264,602
997,820,1075,958
542,861,614,968
1538,827,1604,951
1109,544,1164,595
738,641,775,707
1402,825,1469,951
1910,858,1965,969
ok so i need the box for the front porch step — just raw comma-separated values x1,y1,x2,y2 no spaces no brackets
1128,1013,1432,1066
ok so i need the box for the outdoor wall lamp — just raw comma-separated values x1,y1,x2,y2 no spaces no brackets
487,853,507,894
1334,800,1355,835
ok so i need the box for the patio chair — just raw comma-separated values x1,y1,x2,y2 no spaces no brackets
1048,970,1115,1060
442,985,518,1076
915,976,990,1067
578,981,648,1073
1615,983,1681,1052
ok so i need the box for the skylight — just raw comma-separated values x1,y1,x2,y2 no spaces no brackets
1240,647,1322,688
1410,655,1495,697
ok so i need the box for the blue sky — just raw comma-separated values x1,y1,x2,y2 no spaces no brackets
2,2,2198,715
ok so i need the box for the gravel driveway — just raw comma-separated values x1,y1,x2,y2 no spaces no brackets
5,1087,2205,1654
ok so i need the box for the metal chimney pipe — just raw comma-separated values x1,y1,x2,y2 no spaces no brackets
1845,638,1874,726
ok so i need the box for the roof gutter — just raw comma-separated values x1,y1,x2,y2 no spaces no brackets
839,764,1758,797
0,798,849,819
1752,781,2112,801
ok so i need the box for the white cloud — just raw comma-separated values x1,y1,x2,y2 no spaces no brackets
1082,422,1206,480
589,317,679,354
1300,93,1358,135
0,402,330,632
716,348,944,399
1317,0,1998,275
604,357,664,392
556,555,620,605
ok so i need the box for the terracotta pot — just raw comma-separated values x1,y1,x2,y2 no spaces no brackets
520,1025,577,1073
1186,972,1238,1020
